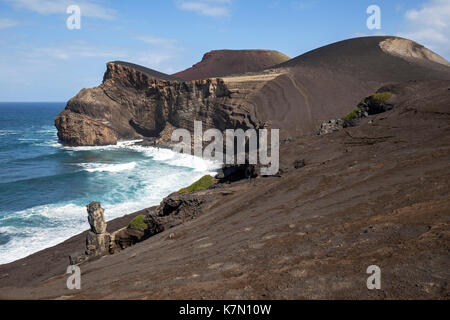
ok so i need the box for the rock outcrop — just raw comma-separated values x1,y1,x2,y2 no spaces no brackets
69,202,111,265
215,164,258,183
85,202,111,257
111,214,163,252
109,191,210,252
318,89,396,135
69,188,213,262
55,112,118,146
318,119,345,136
55,61,262,146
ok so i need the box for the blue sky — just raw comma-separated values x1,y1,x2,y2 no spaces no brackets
0,0,449,101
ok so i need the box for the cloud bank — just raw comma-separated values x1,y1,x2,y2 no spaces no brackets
176,0,232,17
398,0,450,58
3,0,117,20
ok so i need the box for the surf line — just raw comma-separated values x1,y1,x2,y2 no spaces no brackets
171,120,280,176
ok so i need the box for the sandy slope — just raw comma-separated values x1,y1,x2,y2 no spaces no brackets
222,37,450,138
173,50,290,81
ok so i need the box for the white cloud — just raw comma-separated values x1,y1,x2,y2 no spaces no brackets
133,35,184,71
291,0,317,10
28,45,128,60
176,0,232,17
23,38,183,72
0,18,18,29
135,35,178,49
398,0,450,58
3,0,117,20
132,51,175,68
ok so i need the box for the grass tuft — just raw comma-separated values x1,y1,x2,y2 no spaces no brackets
371,92,392,101
341,108,361,121
179,175,214,194
128,214,147,229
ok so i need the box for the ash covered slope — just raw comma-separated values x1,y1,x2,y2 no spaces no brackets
54,36,450,146
4,79,450,299
232,36,450,138
109,61,183,82
173,49,291,81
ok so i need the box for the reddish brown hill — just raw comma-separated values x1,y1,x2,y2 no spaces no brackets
173,49,290,81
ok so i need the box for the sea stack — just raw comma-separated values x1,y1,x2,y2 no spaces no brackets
69,202,111,265
85,202,111,257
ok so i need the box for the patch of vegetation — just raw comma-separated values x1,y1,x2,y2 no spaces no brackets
128,214,147,229
371,92,392,101
179,175,214,194
341,108,361,121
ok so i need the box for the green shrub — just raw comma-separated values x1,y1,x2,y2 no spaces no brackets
341,108,361,121
128,214,147,229
179,175,214,194
371,92,392,101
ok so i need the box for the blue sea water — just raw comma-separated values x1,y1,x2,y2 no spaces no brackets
0,102,218,264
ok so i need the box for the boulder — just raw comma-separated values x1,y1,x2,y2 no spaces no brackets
110,214,164,251
158,193,204,218
293,159,306,169
318,119,344,135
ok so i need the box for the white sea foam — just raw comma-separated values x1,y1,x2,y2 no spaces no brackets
78,162,137,173
127,145,222,172
63,140,222,172
61,140,143,152
0,170,208,264
0,198,160,264
0,140,220,265
0,130,19,136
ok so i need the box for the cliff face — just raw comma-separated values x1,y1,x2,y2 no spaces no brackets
55,37,450,146
55,62,262,146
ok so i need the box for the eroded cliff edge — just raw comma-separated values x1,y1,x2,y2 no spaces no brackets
55,61,263,146
55,37,450,147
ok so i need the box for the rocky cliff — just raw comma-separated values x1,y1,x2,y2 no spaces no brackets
55,61,262,146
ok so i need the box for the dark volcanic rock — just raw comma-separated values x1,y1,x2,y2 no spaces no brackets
109,192,209,252
158,192,204,219
112,215,164,251
215,164,258,183
293,159,306,169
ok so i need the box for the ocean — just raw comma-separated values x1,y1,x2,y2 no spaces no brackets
0,102,219,264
